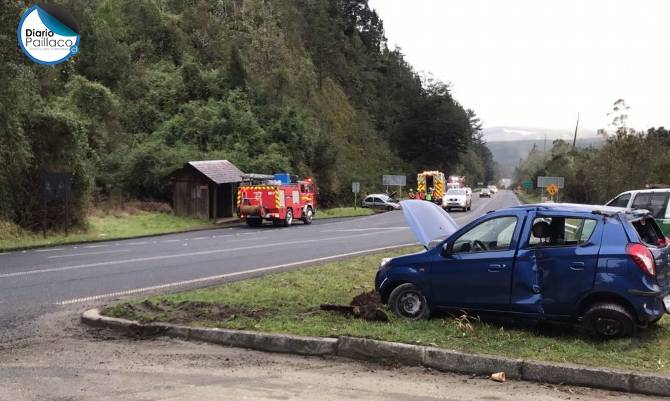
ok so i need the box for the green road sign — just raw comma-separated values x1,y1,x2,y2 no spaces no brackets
522,180,533,189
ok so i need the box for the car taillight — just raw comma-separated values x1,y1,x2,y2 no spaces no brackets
627,243,656,276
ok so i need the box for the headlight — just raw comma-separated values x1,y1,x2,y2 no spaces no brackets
379,257,392,270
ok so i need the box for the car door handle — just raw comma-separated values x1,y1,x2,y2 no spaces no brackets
488,264,507,272
570,262,585,271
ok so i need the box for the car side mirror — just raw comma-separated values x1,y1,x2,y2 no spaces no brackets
441,243,452,257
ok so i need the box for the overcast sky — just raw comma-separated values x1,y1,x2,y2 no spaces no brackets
368,0,670,132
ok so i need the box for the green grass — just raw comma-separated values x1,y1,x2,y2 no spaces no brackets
104,247,670,373
0,213,213,251
315,207,375,219
515,190,543,204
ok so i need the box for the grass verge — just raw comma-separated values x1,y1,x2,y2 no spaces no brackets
515,190,543,204
104,247,670,373
315,207,375,219
0,213,213,251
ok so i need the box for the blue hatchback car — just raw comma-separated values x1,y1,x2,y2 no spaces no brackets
375,200,670,338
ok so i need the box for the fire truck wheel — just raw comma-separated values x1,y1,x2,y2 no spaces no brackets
284,209,293,226
246,219,262,227
303,207,313,224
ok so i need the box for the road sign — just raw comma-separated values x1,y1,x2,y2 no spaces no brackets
546,183,559,196
382,175,406,186
522,180,533,190
537,176,565,188
352,182,360,210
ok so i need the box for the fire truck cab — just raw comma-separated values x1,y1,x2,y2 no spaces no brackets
237,173,316,227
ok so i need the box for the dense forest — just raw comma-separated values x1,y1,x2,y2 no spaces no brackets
514,101,669,203
1,0,496,230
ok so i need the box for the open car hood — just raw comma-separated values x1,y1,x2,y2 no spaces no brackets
400,200,460,247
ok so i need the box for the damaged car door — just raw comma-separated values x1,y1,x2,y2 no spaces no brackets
430,213,525,310
511,212,602,316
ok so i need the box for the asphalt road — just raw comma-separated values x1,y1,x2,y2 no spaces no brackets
0,190,520,342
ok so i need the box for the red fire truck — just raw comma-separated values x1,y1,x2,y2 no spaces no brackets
237,173,317,227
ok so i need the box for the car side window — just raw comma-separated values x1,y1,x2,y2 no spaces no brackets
608,193,631,208
452,216,518,253
632,193,651,210
649,193,669,219
528,217,597,247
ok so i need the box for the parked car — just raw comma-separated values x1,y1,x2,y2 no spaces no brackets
479,188,491,197
362,194,400,211
442,188,471,212
606,189,670,235
375,200,670,339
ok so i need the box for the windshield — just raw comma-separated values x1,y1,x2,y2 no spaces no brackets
447,189,465,195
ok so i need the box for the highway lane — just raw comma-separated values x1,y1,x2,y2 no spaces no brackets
0,190,520,341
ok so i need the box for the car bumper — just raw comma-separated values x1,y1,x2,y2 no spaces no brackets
628,288,670,320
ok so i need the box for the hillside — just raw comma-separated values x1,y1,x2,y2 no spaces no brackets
489,137,604,172
0,0,495,230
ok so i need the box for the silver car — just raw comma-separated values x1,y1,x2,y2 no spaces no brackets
362,194,401,211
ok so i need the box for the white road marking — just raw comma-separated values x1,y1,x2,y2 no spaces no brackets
55,243,417,305
0,252,9,256
0,231,413,279
34,248,64,253
47,250,130,259
192,237,208,240
127,241,149,246
160,239,180,243
83,244,110,249
329,227,407,232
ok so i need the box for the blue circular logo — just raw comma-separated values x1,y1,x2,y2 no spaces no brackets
17,4,80,65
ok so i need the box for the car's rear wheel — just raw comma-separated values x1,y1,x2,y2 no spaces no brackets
246,218,262,227
388,283,430,320
583,302,636,339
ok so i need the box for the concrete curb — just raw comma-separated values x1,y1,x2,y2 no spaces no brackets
82,309,670,397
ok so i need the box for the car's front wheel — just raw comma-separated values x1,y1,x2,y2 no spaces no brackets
388,283,431,320
583,302,636,339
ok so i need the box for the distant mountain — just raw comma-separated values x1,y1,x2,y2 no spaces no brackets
483,126,598,142
488,136,604,177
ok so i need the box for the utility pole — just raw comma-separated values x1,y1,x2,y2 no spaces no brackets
572,112,580,149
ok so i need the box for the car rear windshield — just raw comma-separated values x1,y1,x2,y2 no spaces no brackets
447,189,465,195
631,216,666,247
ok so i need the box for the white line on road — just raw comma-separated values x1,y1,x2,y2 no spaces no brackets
0,231,413,279
34,248,65,253
160,239,180,243
328,227,407,232
47,250,130,259
126,241,149,246
55,243,417,305
83,244,110,249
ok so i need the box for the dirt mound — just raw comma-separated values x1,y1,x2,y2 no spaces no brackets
320,290,388,322
112,300,266,324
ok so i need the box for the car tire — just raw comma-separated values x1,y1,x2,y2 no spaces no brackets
583,302,636,339
283,209,293,227
388,283,431,320
302,207,313,225
387,205,394,211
